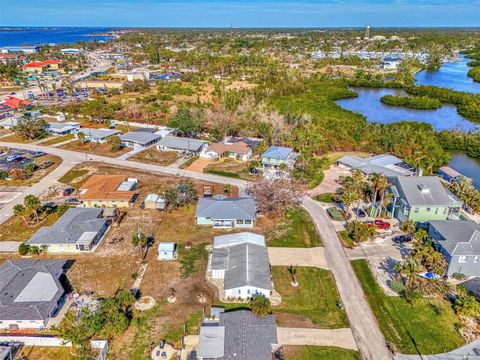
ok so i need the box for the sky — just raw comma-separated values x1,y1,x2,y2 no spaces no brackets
1,0,480,27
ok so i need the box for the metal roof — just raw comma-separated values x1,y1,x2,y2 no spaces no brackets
196,197,256,221
79,128,121,139
213,232,265,248
429,220,480,256
157,135,207,152
119,131,161,145
337,154,412,177
197,325,225,358
262,146,294,160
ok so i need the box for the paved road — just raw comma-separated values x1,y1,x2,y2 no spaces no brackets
277,327,358,351
395,339,480,360
268,247,329,269
302,198,392,360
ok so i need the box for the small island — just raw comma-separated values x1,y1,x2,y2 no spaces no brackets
380,94,442,110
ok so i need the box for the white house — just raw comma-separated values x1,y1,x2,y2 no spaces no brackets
207,232,272,300
77,128,121,143
45,121,80,135
156,135,208,154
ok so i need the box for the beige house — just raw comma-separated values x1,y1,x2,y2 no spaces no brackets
79,175,138,208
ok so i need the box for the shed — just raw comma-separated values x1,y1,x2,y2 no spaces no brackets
144,193,166,210
157,242,177,260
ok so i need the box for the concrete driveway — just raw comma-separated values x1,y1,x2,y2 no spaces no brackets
277,327,358,351
268,247,329,269
308,165,350,197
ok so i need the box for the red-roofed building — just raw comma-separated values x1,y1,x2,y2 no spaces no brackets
22,59,61,73
0,96,32,113
0,53,25,65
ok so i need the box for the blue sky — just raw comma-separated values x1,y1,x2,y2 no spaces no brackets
2,0,480,27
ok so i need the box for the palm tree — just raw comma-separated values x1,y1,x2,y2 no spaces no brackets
131,232,148,261
250,294,271,317
13,204,27,224
77,131,86,145
454,295,480,317
377,175,388,217
400,220,416,236
24,195,41,224
287,265,298,287
396,259,419,289
339,187,360,222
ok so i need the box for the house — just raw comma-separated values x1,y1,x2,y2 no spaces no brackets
224,136,262,150
207,232,272,300
45,122,80,135
0,46,40,54
156,135,207,154
0,259,68,329
428,220,480,277
437,166,467,184
143,193,166,210
389,176,463,223
0,53,25,65
202,141,252,161
26,208,109,252
157,242,177,260
79,175,138,208
337,154,415,177
22,59,61,74
119,131,161,149
0,96,32,113
197,308,278,360
261,146,298,170
60,48,81,55
77,128,121,143
195,195,256,228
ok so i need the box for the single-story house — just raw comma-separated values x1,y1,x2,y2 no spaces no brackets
45,121,80,135
437,166,467,184
389,176,463,223
197,308,278,360
224,136,262,149
195,195,256,229
144,193,166,210
119,131,162,149
337,154,415,177
202,141,252,161
429,220,480,277
26,208,109,252
157,242,177,260
261,146,298,170
156,135,207,153
79,175,138,208
77,128,121,143
207,232,272,300
0,259,68,329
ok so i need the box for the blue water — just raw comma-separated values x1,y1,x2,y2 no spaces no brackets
336,87,479,132
0,27,114,46
448,152,480,190
415,55,480,94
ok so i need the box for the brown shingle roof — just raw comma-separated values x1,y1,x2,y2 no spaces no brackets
79,175,136,201
208,142,251,156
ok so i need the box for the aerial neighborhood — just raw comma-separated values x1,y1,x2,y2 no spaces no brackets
0,25,479,360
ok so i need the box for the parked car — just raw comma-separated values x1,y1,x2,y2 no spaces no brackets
63,188,75,196
29,151,47,158
394,234,413,243
373,219,391,230
353,207,367,218
20,158,33,164
65,197,79,204
39,161,53,169
12,156,27,163
14,150,28,155
6,154,21,162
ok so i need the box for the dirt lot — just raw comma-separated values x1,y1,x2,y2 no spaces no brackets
59,140,132,158
203,158,258,180
130,148,179,166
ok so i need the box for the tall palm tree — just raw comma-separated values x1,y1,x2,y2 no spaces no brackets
377,175,388,217
13,204,27,224
369,173,381,203
24,195,41,224
340,187,360,222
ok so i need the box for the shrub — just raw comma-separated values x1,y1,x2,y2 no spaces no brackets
18,243,30,256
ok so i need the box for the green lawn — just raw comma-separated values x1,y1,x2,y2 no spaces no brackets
58,169,90,187
267,208,321,247
351,260,464,354
272,266,348,328
338,230,355,248
314,192,336,203
285,346,360,360
40,134,74,146
327,207,344,221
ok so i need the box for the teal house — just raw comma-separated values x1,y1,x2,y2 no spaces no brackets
261,146,298,170
389,176,462,224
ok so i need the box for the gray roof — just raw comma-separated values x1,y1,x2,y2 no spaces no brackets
462,277,480,300
196,196,256,221
429,220,480,256
390,176,462,207
46,122,79,131
0,259,66,321
210,233,271,291
337,154,412,177
198,310,277,360
79,128,121,139
119,131,161,145
213,232,265,248
27,208,107,246
157,135,207,152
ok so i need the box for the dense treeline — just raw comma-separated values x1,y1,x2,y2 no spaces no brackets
380,95,442,110
437,130,480,159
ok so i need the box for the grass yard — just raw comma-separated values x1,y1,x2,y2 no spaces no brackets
0,134,38,143
40,134,74,146
272,266,348,328
16,346,75,360
338,230,355,248
0,209,63,242
203,158,256,180
60,140,132,158
267,207,321,247
58,169,90,187
130,148,178,165
327,207,344,221
284,346,361,360
351,260,464,354
314,192,336,203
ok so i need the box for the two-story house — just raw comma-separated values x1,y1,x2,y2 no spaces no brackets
261,146,298,170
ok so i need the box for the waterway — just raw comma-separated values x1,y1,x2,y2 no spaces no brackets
448,152,480,190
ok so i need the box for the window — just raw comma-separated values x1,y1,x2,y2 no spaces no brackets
247,289,251,294
474,256,479,264
245,220,252,224
435,208,439,214
414,208,419,213
238,289,241,294
237,220,244,224
426,208,431,212
459,256,467,264
443,208,447,214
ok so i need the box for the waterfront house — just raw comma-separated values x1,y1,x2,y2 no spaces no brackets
389,176,462,223
195,195,256,229
207,232,272,300
79,175,138,208
429,220,480,277
0,259,69,329
156,135,207,154
261,146,297,170
437,166,467,184
337,154,415,177
77,128,121,143
119,131,161,149
26,208,110,252
197,308,278,360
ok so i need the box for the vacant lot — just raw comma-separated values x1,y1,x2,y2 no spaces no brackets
16,346,75,360
203,158,257,180
0,134,38,143
60,140,132,158
267,208,321,247
272,266,348,328
130,148,178,165
284,346,360,360
351,259,464,354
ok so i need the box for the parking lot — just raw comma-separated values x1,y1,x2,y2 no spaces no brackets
0,148,51,173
